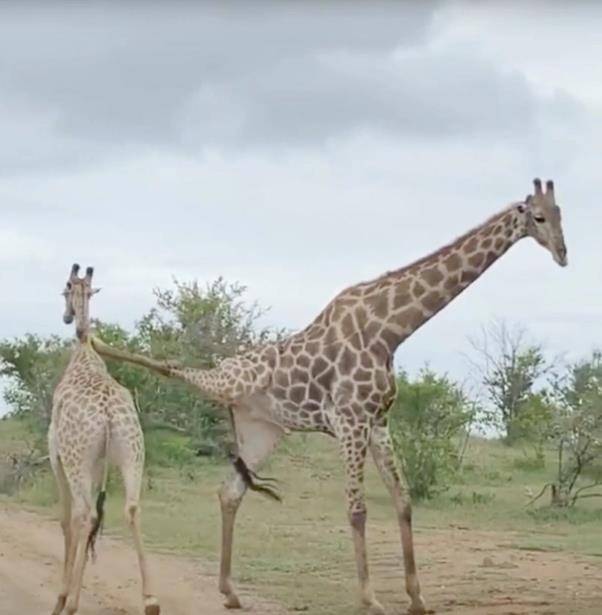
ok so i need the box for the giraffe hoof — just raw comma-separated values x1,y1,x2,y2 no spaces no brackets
145,604,161,615
223,594,242,609
367,602,386,615
407,602,429,615
51,594,67,615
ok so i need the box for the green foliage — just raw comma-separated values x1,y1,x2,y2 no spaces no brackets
545,351,602,506
143,429,197,468
389,368,476,501
512,392,556,467
0,334,71,435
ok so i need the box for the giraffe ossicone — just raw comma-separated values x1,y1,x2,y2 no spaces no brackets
92,178,567,615
49,263,160,615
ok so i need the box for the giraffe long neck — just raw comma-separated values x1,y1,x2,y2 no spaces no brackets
354,203,527,354
67,339,109,374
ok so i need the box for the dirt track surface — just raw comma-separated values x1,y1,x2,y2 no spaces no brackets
371,524,602,615
2,506,602,614
0,506,285,615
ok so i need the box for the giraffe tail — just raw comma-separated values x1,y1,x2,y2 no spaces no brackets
231,455,282,502
87,426,110,560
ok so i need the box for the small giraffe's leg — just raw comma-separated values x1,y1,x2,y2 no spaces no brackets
50,454,72,615
370,421,426,615
219,409,283,609
118,435,160,615
335,414,384,615
62,424,106,615
64,486,94,615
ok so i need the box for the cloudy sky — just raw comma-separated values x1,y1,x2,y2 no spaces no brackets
1,1,601,414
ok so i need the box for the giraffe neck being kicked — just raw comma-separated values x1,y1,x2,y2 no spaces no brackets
346,203,528,354
67,338,108,374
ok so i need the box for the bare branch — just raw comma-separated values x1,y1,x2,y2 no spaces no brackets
525,482,552,507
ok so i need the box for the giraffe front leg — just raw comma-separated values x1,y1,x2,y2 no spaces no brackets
370,422,427,615
336,416,385,615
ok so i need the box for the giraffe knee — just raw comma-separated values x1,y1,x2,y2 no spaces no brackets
400,501,412,525
71,504,92,530
349,508,367,532
218,476,245,511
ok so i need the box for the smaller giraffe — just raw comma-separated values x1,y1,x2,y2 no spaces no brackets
48,264,160,615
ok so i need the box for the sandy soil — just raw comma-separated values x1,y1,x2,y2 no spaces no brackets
370,524,602,614
1,505,602,615
0,506,284,615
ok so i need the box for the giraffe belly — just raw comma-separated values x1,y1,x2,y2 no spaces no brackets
245,392,335,435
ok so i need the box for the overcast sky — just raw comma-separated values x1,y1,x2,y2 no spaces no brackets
1,1,601,415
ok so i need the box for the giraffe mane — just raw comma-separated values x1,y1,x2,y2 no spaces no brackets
355,202,520,290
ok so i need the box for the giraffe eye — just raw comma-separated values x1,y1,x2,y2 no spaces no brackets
66,282,72,290
534,215,545,224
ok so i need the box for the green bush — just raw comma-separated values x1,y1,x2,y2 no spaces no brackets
389,368,476,501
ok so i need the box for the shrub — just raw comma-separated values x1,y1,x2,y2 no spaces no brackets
389,368,476,501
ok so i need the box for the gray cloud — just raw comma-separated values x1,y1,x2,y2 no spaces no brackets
0,2,438,162
4,1,584,169
181,46,583,147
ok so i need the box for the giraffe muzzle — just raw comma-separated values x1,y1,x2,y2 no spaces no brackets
554,245,568,267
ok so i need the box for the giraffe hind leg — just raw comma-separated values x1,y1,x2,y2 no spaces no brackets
219,409,284,609
49,453,72,615
114,425,161,614
53,430,103,615
370,422,426,614
63,478,95,615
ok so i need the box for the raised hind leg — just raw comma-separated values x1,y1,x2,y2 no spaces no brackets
218,407,284,609
370,420,426,615
115,424,160,615
333,411,385,615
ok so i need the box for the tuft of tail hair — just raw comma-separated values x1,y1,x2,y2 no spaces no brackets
231,455,281,502
86,489,106,561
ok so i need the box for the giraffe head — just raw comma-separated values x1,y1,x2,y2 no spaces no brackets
62,263,100,340
520,178,567,267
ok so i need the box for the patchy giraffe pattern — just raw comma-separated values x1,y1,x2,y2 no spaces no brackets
48,264,160,615
93,179,567,615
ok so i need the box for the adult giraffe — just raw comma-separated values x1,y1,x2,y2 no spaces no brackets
92,178,567,615
48,264,160,615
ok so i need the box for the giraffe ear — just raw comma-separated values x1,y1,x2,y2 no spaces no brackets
91,287,101,295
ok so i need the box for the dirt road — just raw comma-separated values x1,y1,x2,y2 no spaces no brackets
2,505,602,614
370,524,602,614
0,506,284,615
